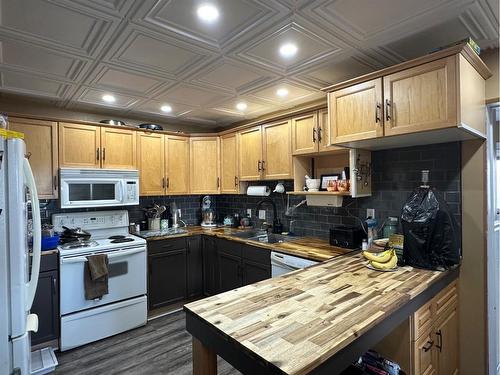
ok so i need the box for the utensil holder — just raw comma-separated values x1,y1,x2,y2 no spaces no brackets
148,218,160,231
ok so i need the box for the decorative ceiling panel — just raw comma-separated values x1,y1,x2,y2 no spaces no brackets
75,87,139,108
248,80,323,105
212,97,272,117
0,70,70,99
134,99,196,118
157,83,233,107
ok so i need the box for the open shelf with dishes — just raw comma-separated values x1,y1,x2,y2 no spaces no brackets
290,149,372,206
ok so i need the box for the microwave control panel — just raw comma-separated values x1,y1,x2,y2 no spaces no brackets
125,180,138,202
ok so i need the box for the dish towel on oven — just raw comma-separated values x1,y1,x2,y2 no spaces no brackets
84,254,109,300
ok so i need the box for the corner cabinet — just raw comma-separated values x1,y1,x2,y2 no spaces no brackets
326,44,490,149
238,119,293,181
220,133,239,194
190,137,220,194
8,117,59,199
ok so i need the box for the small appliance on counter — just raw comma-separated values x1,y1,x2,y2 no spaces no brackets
201,195,217,228
329,225,364,249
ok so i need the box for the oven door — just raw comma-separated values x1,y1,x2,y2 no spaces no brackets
59,246,146,315
60,178,123,208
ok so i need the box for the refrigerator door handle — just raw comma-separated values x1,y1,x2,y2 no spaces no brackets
24,157,41,310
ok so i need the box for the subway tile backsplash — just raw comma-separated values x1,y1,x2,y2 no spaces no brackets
42,142,461,241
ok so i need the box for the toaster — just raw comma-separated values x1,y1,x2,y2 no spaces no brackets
330,225,364,249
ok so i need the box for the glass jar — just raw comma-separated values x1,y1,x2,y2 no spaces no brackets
383,216,399,238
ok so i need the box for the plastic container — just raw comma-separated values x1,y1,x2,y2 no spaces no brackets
41,235,59,251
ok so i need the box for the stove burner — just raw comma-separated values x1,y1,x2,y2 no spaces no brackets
60,240,98,250
108,235,126,240
110,238,135,244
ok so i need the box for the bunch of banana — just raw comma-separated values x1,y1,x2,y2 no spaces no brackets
362,249,398,270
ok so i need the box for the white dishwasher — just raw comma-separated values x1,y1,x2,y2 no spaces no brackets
270,251,318,277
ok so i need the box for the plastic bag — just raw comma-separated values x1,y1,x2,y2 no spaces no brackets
401,187,460,270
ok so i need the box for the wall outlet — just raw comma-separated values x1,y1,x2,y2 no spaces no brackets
258,210,266,220
366,208,375,219
247,209,252,217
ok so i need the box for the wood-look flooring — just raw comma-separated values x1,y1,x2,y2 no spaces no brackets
55,311,240,375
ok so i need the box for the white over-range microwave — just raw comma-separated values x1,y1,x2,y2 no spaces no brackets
59,168,139,208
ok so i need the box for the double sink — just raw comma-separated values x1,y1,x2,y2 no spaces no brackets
231,230,292,244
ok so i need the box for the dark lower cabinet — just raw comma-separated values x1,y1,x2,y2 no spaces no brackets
218,251,243,293
187,236,203,298
148,246,187,310
202,236,218,296
31,253,59,347
242,259,271,285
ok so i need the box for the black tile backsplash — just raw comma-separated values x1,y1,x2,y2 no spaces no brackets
42,142,461,241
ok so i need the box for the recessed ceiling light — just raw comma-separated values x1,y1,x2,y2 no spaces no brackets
279,43,298,58
197,3,219,23
161,105,172,113
102,94,116,103
276,88,289,97
236,102,247,111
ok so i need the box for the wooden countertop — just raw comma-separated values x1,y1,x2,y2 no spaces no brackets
137,226,353,262
184,253,458,375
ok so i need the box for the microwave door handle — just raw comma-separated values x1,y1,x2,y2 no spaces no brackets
24,158,41,310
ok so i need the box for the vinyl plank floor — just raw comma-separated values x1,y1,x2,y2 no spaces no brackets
55,310,240,375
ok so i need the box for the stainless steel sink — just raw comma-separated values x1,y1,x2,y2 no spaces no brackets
247,233,292,244
230,230,267,239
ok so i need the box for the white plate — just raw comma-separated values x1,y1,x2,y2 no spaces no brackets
374,238,389,247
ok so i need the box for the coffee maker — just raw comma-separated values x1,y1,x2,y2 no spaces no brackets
201,195,217,228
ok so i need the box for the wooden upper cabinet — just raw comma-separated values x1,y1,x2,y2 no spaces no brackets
329,78,383,144
59,123,100,168
137,132,165,196
190,137,219,194
262,119,292,180
100,127,136,169
291,112,318,155
238,126,262,181
318,108,342,153
220,133,239,194
165,136,189,195
384,56,457,137
9,118,58,199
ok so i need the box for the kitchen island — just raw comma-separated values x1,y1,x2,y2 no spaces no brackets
184,253,459,375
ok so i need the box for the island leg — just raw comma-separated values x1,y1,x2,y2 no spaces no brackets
192,337,217,375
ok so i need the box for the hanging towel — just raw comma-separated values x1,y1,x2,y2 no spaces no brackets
84,254,109,300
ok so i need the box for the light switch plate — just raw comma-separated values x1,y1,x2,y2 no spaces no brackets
366,208,375,219
247,209,252,217
258,210,266,219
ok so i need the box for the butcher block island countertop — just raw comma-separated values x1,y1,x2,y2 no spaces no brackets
184,252,459,375
138,226,352,261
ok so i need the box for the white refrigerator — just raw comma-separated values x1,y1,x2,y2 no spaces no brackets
0,129,49,374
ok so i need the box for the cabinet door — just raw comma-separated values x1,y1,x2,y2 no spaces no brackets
317,108,342,153
187,236,203,298
329,78,383,143
148,249,187,310
262,119,292,179
9,118,58,198
165,136,190,194
31,270,59,346
383,56,457,136
242,259,270,286
238,126,262,181
218,251,242,293
220,133,239,194
414,331,438,375
190,137,219,194
137,132,165,196
202,237,218,296
59,123,101,168
291,112,318,155
436,308,459,375
100,127,136,169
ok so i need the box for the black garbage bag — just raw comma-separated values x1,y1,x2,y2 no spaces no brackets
401,187,461,270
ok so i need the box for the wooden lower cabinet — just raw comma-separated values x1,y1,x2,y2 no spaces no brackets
374,281,458,375
8,117,58,199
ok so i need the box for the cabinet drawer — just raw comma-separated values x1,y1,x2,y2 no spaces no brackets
413,300,433,340
148,238,187,255
413,328,437,375
241,244,270,265
434,280,458,318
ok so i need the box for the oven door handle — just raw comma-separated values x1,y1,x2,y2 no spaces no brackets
61,247,145,264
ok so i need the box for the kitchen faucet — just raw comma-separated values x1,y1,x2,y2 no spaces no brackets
255,198,282,234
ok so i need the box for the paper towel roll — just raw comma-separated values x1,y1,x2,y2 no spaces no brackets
247,185,271,196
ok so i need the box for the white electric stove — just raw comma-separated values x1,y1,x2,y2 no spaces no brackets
52,210,147,351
